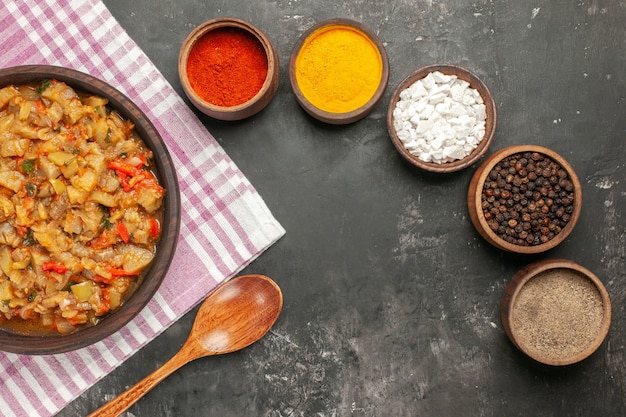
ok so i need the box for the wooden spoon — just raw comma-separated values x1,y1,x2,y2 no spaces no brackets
87,274,283,417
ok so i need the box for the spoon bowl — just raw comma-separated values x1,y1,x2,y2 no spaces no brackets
88,274,283,417
192,273,283,354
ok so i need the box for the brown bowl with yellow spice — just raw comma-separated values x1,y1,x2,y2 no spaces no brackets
179,17,280,121
0,65,180,355
289,18,390,125
501,259,611,366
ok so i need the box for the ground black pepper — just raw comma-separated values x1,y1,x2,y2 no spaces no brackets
481,152,575,246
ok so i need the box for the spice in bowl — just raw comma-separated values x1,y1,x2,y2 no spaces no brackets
179,18,280,121
467,145,582,254
391,70,486,164
481,151,575,246
512,269,603,361
289,19,389,124
186,27,267,107
387,64,496,173
501,259,611,366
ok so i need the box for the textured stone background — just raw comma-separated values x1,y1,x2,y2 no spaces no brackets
61,0,625,416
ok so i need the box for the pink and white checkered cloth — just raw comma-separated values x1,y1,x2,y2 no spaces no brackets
0,1,285,415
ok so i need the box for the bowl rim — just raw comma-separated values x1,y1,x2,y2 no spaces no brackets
288,18,390,125
501,258,612,366
467,144,582,254
386,64,497,173
0,64,181,355
178,17,280,121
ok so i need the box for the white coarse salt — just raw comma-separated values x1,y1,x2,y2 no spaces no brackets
392,71,487,164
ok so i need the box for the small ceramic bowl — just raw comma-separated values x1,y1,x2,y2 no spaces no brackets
289,18,389,125
387,64,496,173
467,145,582,254
178,17,280,121
501,259,611,366
0,65,181,355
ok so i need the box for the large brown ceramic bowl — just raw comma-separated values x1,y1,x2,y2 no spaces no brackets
0,65,181,354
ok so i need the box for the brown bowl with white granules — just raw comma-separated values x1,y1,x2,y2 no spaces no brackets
467,145,582,254
387,64,497,173
501,259,611,366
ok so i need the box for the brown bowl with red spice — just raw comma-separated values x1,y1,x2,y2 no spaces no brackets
178,17,280,121
501,259,611,366
467,145,582,254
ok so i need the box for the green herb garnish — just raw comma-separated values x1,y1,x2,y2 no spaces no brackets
38,79,51,95
28,291,37,302
21,159,36,174
100,205,112,229
23,229,35,246
25,183,36,197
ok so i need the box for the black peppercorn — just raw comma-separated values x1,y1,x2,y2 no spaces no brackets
480,152,575,247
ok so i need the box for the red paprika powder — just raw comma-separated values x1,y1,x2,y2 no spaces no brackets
186,27,268,107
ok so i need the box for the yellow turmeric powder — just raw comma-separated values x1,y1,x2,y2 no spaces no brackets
295,24,383,114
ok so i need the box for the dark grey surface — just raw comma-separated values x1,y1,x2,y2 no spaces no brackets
61,1,625,416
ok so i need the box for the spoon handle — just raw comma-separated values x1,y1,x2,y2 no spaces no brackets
87,341,203,417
